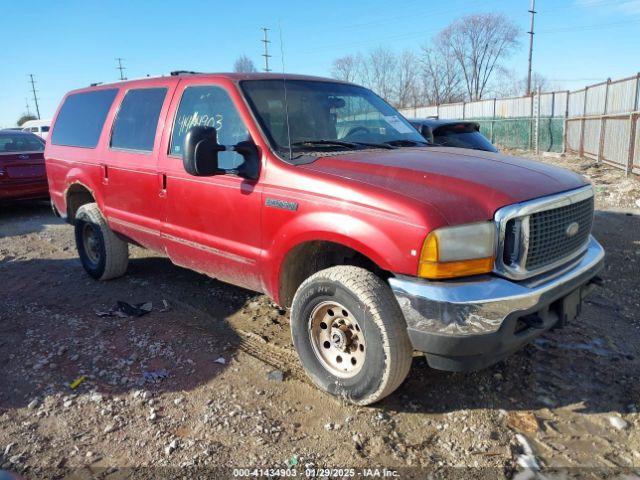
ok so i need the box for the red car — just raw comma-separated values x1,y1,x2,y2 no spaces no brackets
45,73,604,404
0,130,48,202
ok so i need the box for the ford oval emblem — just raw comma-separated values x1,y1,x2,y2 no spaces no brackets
565,222,580,237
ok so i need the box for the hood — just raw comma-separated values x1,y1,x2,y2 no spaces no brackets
299,147,588,225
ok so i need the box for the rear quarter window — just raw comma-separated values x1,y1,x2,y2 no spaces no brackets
51,89,118,148
110,88,167,152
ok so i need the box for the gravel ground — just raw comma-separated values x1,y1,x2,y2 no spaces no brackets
0,154,639,479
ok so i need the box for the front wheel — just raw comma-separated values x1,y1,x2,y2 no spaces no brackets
290,266,412,405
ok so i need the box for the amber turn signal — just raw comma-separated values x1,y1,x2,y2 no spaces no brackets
418,222,496,279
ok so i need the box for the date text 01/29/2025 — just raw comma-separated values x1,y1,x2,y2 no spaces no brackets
232,468,399,477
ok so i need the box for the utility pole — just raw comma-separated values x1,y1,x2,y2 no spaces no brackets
526,0,537,96
25,98,31,116
261,27,272,72
29,74,41,119
116,57,127,81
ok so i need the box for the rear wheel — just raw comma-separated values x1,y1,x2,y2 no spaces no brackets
74,203,129,280
290,266,412,405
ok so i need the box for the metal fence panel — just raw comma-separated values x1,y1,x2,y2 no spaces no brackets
553,91,569,117
603,118,631,167
568,89,586,117
539,93,555,117
583,118,601,157
438,103,464,119
464,99,494,118
417,106,438,117
495,96,531,118
606,76,638,114
585,82,608,115
566,120,581,152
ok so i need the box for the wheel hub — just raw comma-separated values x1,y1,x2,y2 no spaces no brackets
308,301,366,378
82,223,101,265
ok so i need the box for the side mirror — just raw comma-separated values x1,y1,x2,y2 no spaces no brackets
183,126,225,176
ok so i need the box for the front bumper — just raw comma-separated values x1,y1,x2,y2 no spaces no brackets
388,236,605,371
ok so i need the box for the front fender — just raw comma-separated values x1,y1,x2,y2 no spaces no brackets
263,210,425,302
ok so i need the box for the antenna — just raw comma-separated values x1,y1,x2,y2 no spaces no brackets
116,57,127,81
279,21,292,161
261,27,272,72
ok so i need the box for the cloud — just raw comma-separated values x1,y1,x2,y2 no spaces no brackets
576,0,640,15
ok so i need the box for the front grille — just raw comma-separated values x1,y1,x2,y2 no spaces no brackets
525,196,594,270
495,186,595,280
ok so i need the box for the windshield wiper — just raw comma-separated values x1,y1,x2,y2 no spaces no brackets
384,139,430,147
289,139,396,151
351,141,396,150
290,140,360,149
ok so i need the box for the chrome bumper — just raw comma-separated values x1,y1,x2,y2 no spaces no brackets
389,236,605,337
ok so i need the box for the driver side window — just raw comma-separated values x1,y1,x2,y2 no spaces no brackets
170,85,250,169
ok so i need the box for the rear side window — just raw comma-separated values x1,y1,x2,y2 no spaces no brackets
41,126,50,132
111,88,167,152
51,89,118,148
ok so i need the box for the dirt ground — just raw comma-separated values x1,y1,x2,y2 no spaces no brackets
0,154,639,479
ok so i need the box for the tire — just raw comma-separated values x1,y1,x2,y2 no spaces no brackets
290,266,413,405
74,202,129,281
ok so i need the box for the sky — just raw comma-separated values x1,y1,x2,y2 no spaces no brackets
1,0,639,127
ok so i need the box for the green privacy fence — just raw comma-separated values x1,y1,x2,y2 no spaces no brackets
473,117,565,153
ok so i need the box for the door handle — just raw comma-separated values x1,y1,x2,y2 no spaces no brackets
101,164,109,185
158,173,167,197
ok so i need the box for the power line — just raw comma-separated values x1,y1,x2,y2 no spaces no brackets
116,57,127,80
28,74,41,120
526,0,536,96
261,27,272,72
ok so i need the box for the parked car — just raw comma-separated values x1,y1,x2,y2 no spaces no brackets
410,118,498,152
45,73,603,404
21,119,51,139
0,130,48,202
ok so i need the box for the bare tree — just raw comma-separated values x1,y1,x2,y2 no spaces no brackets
233,54,257,73
331,54,363,83
360,47,398,104
394,50,422,109
419,42,464,105
438,14,519,100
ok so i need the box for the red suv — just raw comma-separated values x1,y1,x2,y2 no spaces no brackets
45,73,604,404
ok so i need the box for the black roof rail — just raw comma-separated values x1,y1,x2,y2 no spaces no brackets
170,70,200,76
89,82,103,87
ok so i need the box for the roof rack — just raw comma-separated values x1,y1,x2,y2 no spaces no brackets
170,70,200,76
89,82,103,87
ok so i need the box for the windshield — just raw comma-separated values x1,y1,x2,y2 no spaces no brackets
0,132,45,153
241,80,426,160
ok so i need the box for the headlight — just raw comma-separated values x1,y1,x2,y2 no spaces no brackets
418,222,496,279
